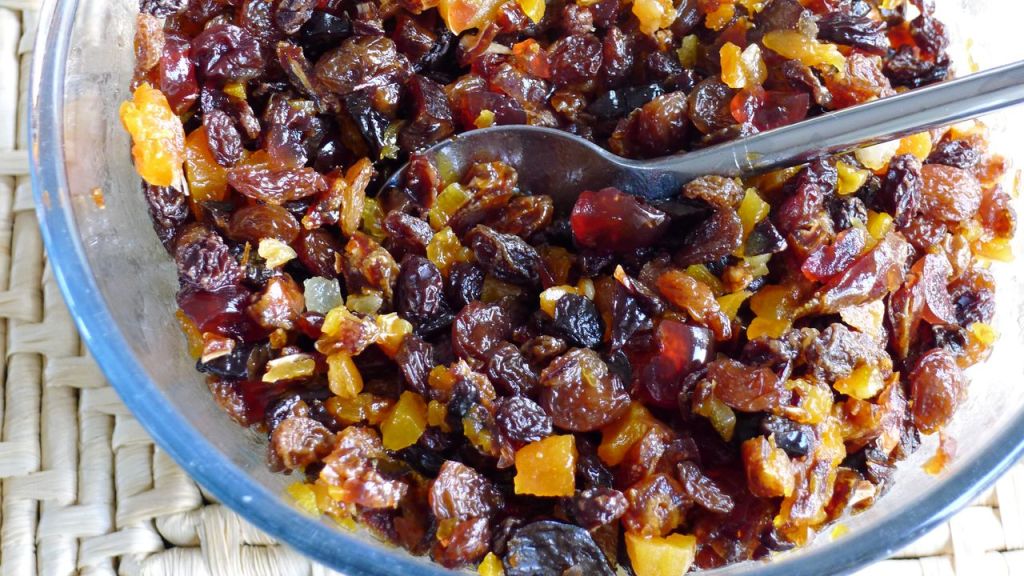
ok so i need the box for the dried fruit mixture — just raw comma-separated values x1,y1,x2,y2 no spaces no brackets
123,0,1016,572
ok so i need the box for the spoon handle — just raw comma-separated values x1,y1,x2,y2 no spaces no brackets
637,60,1024,180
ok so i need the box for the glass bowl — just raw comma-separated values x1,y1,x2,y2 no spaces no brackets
28,0,1024,574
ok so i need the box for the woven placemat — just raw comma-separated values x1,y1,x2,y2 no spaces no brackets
2,2,1024,575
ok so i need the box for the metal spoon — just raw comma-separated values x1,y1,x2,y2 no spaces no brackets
384,60,1024,211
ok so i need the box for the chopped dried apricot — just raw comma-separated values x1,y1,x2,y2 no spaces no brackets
120,83,185,187
514,435,577,497
625,532,696,576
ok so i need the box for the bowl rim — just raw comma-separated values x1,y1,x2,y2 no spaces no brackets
27,0,1024,574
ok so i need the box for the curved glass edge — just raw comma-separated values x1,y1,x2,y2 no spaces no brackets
27,2,450,575
25,0,1024,574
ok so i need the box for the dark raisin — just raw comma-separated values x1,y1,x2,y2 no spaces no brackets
548,34,603,87
877,154,922,228
140,0,187,17
884,46,949,88
609,91,689,158
687,78,735,135
816,12,889,55
192,24,265,85
674,207,743,267
827,195,868,231
570,488,627,529
927,138,981,169
446,262,485,310
315,36,411,97
761,415,813,458
466,225,542,285
551,294,604,348
396,255,453,335
159,33,199,115
399,75,455,152
677,461,734,514
295,229,344,278
395,334,433,395
275,0,317,34
298,10,353,60
744,218,788,256
494,396,552,446
144,184,189,249
486,342,539,397
174,225,242,292
503,521,615,576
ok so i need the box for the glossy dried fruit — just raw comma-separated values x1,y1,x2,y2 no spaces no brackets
466,225,542,285
503,521,614,576
571,189,669,254
910,348,966,434
120,83,185,187
539,348,629,432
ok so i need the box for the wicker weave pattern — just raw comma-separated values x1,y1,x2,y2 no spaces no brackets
2,2,1023,575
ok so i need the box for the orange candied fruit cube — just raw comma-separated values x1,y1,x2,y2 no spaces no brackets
380,391,428,451
183,126,229,203
514,434,577,497
599,403,664,465
119,82,186,187
741,435,795,498
327,352,363,399
516,0,545,24
896,132,934,161
426,227,472,275
704,2,735,31
375,313,413,357
762,30,845,71
478,552,504,576
625,532,697,576
720,42,767,90
632,0,676,36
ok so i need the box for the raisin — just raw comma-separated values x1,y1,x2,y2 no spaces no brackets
159,33,199,115
228,165,328,205
884,46,949,88
688,78,736,135
192,24,265,84
140,0,186,17
144,184,189,249
909,348,965,434
396,334,433,395
549,34,603,87
927,137,982,169
551,294,604,348
486,342,539,397
539,348,629,431
503,521,615,576
622,473,687,536
315,36,411,96
466,225,542,285
399,75,455,152
494,396,552,446
271,416,333,470
677,461,734,514
488,195,554,239
396,255,453,335
816,12,889,55
228,204,300,245
706,358,785,412
571,488,628,529
876,154,923,228
827,195,868,231
275,0,317,34
452,301,513,360
919,164,982,223
384,212,435,257
295,228,344,278
174,225,242,292
446,262,485,310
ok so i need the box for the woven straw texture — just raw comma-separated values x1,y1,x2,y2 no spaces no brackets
3,2,1024,575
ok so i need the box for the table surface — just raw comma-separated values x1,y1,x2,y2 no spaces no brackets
3,2,1023,575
